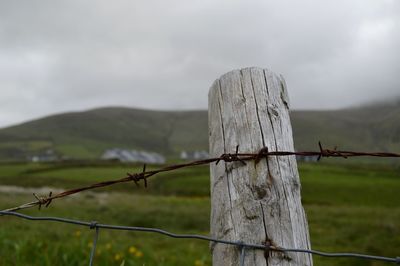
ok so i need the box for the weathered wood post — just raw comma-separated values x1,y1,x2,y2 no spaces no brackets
209,67,313,265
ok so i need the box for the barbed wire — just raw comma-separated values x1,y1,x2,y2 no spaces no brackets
2,142,400,213
0,211,399,265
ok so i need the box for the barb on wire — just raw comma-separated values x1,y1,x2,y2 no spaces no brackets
33,191,53,210
0,211,399,264
2,142,400,213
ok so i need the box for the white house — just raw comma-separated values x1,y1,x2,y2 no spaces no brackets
101,148,165,164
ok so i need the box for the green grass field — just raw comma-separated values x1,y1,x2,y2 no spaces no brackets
0,161,399,265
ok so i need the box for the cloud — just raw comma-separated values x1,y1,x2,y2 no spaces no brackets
0,0,399,127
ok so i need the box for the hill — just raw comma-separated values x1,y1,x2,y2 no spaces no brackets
0,100,399,161
0,108,208,160
291,99,400,152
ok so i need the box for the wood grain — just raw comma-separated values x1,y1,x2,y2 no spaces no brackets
209,67,313,266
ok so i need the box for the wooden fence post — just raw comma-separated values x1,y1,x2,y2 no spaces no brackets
209,67,313,265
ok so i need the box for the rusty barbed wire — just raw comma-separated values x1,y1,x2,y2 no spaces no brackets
2,142,400,213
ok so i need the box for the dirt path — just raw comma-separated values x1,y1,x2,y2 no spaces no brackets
0,185,64,195
0,185,110,205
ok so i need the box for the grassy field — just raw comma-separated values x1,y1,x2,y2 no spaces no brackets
0,161,399,265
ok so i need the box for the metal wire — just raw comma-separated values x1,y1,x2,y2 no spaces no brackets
2,142,400,213
89,222,99,266
239,244,246,266
1,211,399,264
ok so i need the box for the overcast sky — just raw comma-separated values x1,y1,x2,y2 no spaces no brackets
0,0,399,128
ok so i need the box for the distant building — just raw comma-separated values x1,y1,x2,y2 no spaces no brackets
180,150,209,160
101,148,165,164
296,155,319,162
31,149,59,162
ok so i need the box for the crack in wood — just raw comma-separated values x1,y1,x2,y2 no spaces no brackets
209,67,313,266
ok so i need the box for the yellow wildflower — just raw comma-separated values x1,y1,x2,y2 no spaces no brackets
114,253,123,261
73,230,81,237
134,251,143,258
128,246,137,254
105,243,112,250
88,242,93,248
194,260,204,266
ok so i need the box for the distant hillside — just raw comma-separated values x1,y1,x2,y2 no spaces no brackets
291,99,400,152
0,100,399,161
0,108,208,160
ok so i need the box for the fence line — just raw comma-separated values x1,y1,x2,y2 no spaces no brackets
3,142,400,213
1,211,399,265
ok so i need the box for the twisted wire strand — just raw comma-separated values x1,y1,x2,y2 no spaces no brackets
0,211,399,264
